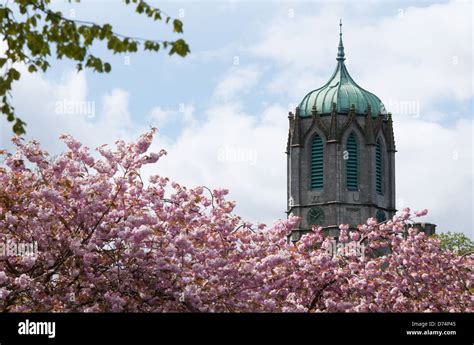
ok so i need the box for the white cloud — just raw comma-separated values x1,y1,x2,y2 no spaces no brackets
395,117,473,237
101,89,133,132
56,70,88,104
148,104,196,130
213,65,262,101
144,101,289,226
148,107,174,128
0,66,142,155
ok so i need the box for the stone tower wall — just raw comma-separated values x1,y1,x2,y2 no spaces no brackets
287,106,397,241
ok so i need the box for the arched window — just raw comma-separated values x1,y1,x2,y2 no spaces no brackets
346,133,358,191
375,139,383,195
310,134,324,189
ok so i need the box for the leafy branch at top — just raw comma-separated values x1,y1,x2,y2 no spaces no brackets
0,0,190,135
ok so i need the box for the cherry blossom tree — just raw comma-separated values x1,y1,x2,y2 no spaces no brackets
0,130,472,312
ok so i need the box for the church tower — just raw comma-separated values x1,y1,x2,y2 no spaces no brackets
286,21,396,242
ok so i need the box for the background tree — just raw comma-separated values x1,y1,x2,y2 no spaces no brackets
434,231,474,255
0,0,189,135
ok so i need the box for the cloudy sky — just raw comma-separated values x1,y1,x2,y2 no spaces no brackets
0,0,472,238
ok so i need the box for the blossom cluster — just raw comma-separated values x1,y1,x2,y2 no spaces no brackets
0,131,472,312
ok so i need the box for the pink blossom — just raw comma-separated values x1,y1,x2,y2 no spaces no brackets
14,274,30,289
350,231,360,241
367,217,377,226
339,224,350,232
415,209,428,217
0,271,7,284
0,131,470,313
0,288,9,300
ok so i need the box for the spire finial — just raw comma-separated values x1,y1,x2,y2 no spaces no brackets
337,19,346,62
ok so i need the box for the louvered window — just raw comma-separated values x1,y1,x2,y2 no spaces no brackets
310,134,324,189
376,140,383,195
346,133,358,191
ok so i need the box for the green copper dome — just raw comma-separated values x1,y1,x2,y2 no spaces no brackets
298,21,387,117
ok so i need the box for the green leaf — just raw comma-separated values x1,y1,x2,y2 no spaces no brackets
169,39,190,57
0,8,9,21
13,118,26,135
9,68,21,81
173,19,183,33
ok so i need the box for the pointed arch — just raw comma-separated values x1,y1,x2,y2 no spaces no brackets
302,114,328,145
346,132,358,191
310,134,324,190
